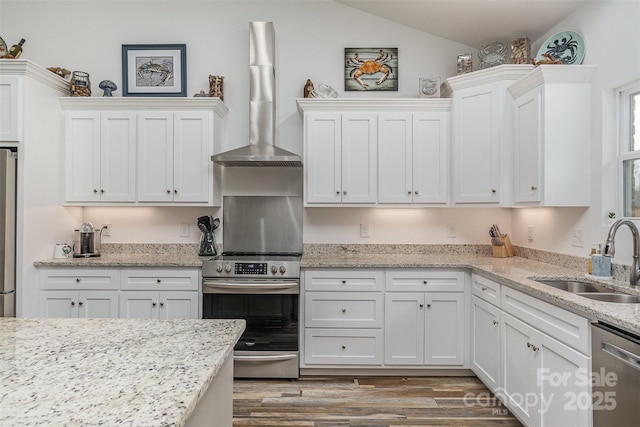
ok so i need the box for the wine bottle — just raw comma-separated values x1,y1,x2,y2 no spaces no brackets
7,39,25,59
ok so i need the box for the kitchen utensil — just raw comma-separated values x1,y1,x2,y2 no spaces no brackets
212,218,220,230
197,216,212,231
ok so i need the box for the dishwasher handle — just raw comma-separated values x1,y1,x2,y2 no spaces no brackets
602,341,640,372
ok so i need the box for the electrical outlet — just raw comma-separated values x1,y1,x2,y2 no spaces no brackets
180,223,190,237
527,225,534,243
571,229,583,247
447,223,456,238
360,223,370,238
102,223,111,237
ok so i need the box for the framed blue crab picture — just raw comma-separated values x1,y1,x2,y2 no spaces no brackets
345,48,398,91
122,44,187,97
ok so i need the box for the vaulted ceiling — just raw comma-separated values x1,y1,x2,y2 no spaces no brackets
335,0,588,48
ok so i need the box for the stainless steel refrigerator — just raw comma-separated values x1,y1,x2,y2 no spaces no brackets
0,149,16,317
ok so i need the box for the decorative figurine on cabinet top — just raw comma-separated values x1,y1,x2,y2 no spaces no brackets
98,80,117,97
303,79,314,98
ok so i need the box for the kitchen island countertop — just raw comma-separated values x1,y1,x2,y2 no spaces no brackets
0,317,244,426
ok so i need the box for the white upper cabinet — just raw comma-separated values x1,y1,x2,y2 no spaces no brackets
297,99,451,207
508,65,596,206
60,98,227,206
443,65,533,206
0,75,22,142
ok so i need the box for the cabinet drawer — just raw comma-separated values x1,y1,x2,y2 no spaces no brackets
305,292,383,328
120,269,199,291
385,270,465,292
304,270,384,291
501,286,589,355
471,274,501,306
40,269,118,290
304,328,383,365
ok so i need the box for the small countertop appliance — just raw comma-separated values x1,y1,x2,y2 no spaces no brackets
73,222,103,257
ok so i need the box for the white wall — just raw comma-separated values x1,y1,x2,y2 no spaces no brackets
4,1,638,258
511,0,640,265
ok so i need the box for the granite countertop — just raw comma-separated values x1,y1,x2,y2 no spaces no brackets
301,246,640,335
0,318,245,426
34,252,208,268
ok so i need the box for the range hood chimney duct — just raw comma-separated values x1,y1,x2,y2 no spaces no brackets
212,21,302,167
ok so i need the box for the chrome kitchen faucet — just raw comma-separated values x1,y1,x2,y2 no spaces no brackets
603,219,640,287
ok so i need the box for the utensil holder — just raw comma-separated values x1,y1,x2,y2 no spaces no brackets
492,235,515,258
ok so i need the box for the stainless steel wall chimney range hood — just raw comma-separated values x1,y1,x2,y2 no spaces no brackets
212,22,302,167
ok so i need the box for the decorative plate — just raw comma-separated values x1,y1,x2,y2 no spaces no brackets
0,37,7,58
478,41,507,69
535,31,585,64
311,84,338,98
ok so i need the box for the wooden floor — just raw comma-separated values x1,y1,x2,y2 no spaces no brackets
233,376,523,426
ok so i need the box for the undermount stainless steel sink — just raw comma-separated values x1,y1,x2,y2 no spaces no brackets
533,279,614,293
579,293,640,303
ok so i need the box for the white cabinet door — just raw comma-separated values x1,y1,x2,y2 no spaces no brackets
65,111,101,202
514,88,542,203
138,112,174,202
424,292,465,365
0,75,22,141
502,312,590,427
119,291,158,319
378,113,412,204
304,113,341,204
40,291,77,318
65,111,136,203
78,291,119,318
471,295,501,391
173,112,212,202
452,83,501,204
384,292,424,365
412,112,449,204
100,112,136,202
159,291,199,319
341,113,377,204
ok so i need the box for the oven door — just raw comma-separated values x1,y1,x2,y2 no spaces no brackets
202,279,299,378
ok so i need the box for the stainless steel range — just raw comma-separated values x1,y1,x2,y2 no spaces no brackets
202,196,302,378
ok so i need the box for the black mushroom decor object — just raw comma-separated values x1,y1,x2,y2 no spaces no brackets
99,80,117,96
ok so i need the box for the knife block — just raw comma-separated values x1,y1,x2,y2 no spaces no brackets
492,235,515,258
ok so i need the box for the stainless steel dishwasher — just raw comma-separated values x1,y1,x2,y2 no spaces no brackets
591,322,640,426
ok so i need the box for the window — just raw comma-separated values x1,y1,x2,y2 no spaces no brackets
619,79,640,217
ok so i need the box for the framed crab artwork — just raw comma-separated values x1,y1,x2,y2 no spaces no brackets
122,44,187,97
345,48,398,91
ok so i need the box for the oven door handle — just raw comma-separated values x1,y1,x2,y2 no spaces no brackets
203,281,299,293
234,353,298,362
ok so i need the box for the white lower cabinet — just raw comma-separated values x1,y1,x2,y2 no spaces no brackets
119,291,198,319
385,292,465,366
471,274,592,427
301,268,467,371
38,267,200,319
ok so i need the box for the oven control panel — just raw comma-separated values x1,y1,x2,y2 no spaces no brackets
235,262,267,275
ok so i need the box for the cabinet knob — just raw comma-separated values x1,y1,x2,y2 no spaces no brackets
343,190,347,195
160,302,164,307
156,279,161,283
531,186,537,191
341,308,346,313
481,286,487,291
491,189,497,194
71,301,76,306
341,280,346,284
341,345,346,350
423,280,428,285
76,278,80,283
152,302,157,306
100,189,105,194
336,191,340,195
492,320,498,325
426,303,431,308
174,189,178,194
414,190,419,195
93,189,98,194
166,190,171,194
78,301,83,306
419,304,424,308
